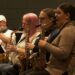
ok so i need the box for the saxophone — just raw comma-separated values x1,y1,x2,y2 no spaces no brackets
19,28,31,72
4,30,17,63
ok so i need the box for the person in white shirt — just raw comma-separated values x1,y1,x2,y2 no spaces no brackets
0,15,18,75
0,15,16,62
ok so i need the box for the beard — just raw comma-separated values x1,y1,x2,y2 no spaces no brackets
0,26,7,32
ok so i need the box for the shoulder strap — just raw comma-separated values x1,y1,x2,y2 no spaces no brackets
47,29,59,43
48,21,70,43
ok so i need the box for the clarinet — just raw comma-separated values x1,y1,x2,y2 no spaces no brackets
37,25,46,70
30,25,46,70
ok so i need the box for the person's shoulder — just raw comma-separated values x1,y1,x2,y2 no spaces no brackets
62,21,75,32
6,29,13,33
4,29,13,35
60,24,75,38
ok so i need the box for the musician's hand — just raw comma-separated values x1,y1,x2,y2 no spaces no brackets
26,43,35,50
6,44,16,52
38,40,47,47
0,33,11,43
0,39,2,45
44,37,48,41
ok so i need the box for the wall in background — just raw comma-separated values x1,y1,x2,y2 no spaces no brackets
0,0,75,29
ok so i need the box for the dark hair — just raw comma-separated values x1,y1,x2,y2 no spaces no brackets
41,8,56,25
58,3,75,20
42,8,55,20
41,8,57,32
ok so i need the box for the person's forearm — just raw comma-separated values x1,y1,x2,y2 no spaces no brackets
45,43,70,60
